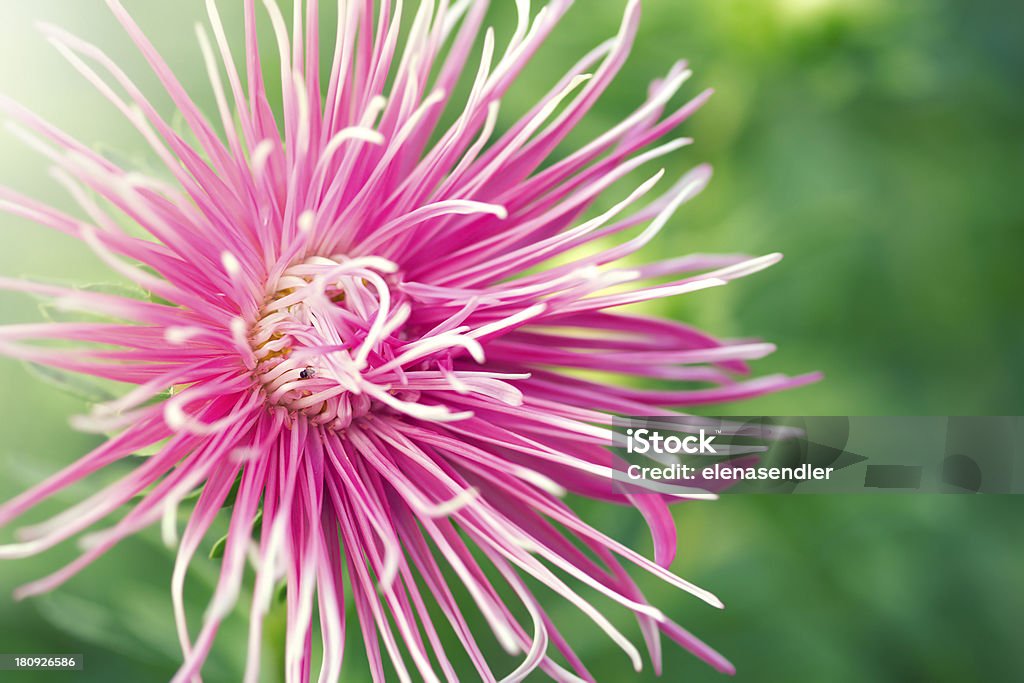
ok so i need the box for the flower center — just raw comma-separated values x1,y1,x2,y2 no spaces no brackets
248,255,399,428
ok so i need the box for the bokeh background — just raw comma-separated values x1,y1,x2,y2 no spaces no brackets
1,0,1022,681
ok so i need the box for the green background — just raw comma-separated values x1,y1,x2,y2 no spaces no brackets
1,0,1022,681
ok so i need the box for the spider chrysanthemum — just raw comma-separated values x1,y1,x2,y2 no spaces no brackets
0,1,818,681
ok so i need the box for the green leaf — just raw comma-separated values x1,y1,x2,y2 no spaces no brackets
136,266,176,306
34,582,181,667
209,534,227,559
79,282,150,299
24,362,115,404
221,472,244,507
209,510,263,560
38,281,151,324
34,533,248,680
131,436,171,458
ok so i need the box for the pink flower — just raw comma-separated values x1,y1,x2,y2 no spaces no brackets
0,1,819,681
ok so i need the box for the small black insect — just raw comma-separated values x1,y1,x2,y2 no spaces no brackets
299,366,316,380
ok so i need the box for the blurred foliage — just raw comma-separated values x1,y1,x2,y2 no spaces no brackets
0,0,1022,681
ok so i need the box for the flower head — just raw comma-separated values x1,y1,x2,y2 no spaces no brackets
0,0,818,680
